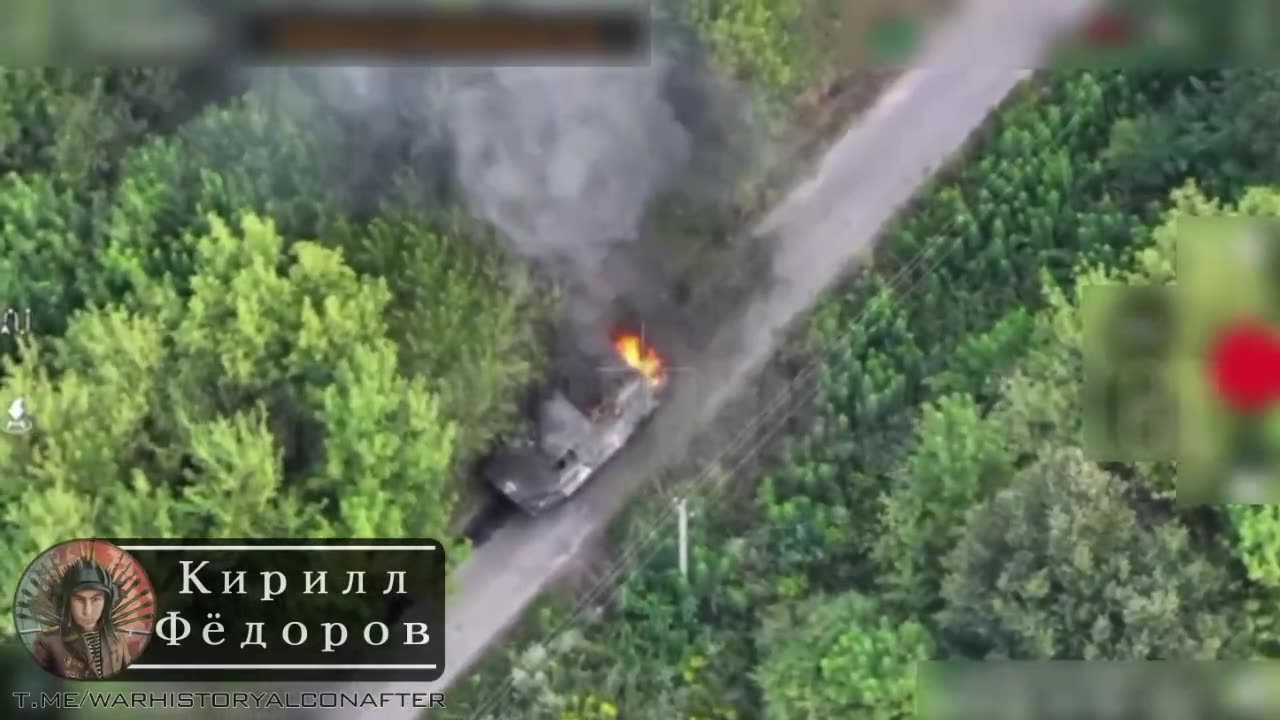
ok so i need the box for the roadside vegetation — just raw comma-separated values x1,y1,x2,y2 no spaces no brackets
645,0,954,350
452,69,1280,719
671,0,952,112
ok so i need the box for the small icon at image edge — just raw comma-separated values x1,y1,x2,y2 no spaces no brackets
5,397,31,434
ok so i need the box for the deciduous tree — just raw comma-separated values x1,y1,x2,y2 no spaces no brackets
874,393,1013,615
756,592,933,720
938,447,1247,660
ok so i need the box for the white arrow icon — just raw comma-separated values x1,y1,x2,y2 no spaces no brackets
6,397,32,434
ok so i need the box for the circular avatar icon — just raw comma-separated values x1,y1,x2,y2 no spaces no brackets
13,539,155,680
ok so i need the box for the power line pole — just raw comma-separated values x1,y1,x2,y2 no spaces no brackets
677,497,688,580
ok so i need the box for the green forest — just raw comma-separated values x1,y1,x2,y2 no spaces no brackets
453,70,1280,719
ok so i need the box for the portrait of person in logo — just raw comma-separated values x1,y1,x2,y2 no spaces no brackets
13,539,155,681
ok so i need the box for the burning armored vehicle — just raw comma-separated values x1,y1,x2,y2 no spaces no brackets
483,330,669,515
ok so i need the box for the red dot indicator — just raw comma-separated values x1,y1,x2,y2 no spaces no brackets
1209,319,1280,414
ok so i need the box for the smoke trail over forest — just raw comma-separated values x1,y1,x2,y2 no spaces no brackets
266,40,736,361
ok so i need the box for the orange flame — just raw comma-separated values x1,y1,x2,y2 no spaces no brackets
613,332,665,384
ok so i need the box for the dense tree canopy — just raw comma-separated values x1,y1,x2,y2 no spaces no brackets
0,68,187,192
872,393,1013,616
756,592,932,720
0,213,462,617
0,68,549,639
938,447,1247,660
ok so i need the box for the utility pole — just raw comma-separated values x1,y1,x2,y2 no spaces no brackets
677,497,688,580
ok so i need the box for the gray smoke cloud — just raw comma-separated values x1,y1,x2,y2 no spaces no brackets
278,58,692,280
440,62,692,280
441,61,694,361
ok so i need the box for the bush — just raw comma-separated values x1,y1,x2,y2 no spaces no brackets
675,0,812,103
756,592,933,720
